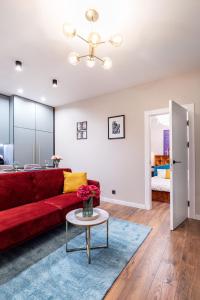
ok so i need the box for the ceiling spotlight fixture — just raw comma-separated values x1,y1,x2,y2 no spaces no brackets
17,88,23,94
52,79,58,88
63,9,123,69
15,60,23,72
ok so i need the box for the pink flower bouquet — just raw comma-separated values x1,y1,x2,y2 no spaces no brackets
77,185,91,201
77,185,100,201
77,185,100,217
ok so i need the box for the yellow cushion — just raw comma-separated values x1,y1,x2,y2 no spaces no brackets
165,169,170,179
63,172,87,193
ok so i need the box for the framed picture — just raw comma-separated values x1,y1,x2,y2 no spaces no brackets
77,121,87,140
77,121,87,131
108,115,125,139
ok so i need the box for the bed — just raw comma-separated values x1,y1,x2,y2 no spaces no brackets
152,155,170,203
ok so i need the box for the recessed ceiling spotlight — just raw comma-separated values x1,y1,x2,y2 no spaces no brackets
41,96,46,102
52,79,58,88
17,88,23,94
15,60,23,72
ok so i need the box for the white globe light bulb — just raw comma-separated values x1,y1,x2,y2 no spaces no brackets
86,57,96,68
63,23,76,38
88,32,101,45
68,52,80,66
110,34,123,47
102,57,112,70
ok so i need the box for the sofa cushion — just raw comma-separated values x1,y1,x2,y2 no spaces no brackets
63,171,87,193
33,168,71,202
0,201,62,251
0,172,35,211
44,193,82,220
44,193,100,220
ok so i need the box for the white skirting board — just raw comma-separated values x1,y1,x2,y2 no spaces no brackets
101,197,146,209
101,198,200,219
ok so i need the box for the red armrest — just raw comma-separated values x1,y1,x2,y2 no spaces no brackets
87,179,100,188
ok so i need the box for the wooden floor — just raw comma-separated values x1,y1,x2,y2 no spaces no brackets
100,201,200,300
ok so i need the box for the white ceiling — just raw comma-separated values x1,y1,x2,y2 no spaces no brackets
0,0,200,107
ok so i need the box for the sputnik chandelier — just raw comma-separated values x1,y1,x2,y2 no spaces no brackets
63,8,123,70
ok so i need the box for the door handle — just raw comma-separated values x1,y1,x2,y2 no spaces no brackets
173,160,182,164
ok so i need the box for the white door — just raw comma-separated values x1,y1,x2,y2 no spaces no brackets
170,100,188,230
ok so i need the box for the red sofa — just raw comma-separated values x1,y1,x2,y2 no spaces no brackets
0,168,100,251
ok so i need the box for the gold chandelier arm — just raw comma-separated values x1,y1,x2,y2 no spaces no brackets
94,56,104,63
78,55,89,59
96,40,107,45
77,34,89,44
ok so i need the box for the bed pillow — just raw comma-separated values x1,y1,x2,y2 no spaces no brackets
154,164,170,176
165,169,170,179
157,169,166,178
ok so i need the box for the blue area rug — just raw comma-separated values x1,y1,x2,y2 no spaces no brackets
0,217,151,300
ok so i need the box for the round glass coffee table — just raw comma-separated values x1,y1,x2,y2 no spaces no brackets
66,208,109,264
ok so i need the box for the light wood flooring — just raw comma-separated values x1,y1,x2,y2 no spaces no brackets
100,201,200,300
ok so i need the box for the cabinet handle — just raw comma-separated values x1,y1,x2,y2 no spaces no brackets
32,144,35,163
38,144,40,165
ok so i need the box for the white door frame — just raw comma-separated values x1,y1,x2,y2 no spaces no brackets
144,103,195,219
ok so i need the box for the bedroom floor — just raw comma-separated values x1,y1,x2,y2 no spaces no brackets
101,201,200,300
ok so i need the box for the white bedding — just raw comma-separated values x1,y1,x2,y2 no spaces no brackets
151,176,170,192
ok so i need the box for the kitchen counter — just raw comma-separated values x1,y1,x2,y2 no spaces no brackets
0,167,55,174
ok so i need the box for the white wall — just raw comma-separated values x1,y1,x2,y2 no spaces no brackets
55,70,200,214
150,116,169,160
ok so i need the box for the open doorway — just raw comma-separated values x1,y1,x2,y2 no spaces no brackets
144,102,195,230
150,114,170,205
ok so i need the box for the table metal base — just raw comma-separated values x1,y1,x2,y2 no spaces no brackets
66,220,109,264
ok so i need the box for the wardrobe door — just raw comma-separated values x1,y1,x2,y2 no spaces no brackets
14,127,35,166
35,103,53,133
0,95,10,144
14,96,36,130
36,131,53,166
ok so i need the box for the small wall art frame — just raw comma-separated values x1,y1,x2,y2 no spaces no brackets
77,121,87,140
108,115,125,139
